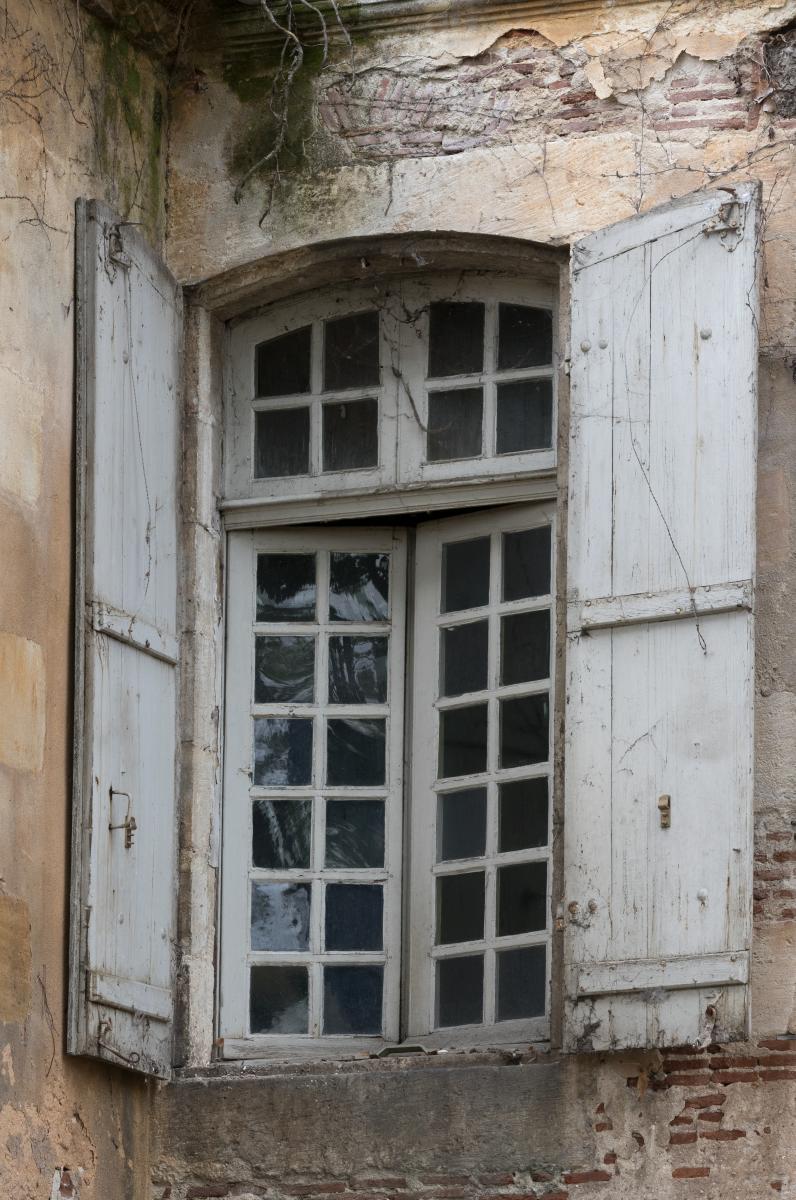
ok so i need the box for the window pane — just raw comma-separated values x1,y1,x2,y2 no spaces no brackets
427,388,483,462
327,718,386,786
499,777,548,853
496,945,546,1021
328,636,388,705
436,955,483,1027
499,694,549,770
502,527,551,602
323,399,378,472
324,310,380,390
440,704,488,779
254,717,313,786
257,553,316,622
496,380,553,454
252,798,312,869
325,883,383,951
323,965,383,1035
325,799,385,868
256,326,312,397
497,304,552,371
251,881,311,951
500,611,550,686
442,537,490,613
250,965,309,1034
329,552,389,622
428,302,484,377
255,635,315,703
497,861,547,936
436,871,485,944
255,407,310,478
441,620,488,698
437,787,487,862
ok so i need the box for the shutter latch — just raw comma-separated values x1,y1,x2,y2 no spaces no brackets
657,793,672,829
108,787,137,849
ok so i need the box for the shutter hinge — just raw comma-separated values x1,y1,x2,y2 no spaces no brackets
702,196,744,249
96,1019,141,1068
107,226,132,271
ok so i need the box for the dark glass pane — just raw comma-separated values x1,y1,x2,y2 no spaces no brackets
323,399,378,472
251,881,311,951
496,380,553,454
255,635,315,703
428,302,484,377
500,610,550,686
442,537,490,613
325,883,383,951
324,311,380,390
436,871,485,944
328,636,388,704
427,388,483,462
496,945,546,1021
327,718,386,787
255,407,311,479
250,965,309,1034
436,955,483,1027
499,694,549,770
256,553,316,622
253,717,313,786
252,798,312,869
329,553,389,622
323,965,383,1035
497,861,547,936
440,704,488,779
438,788,487,862
325,799,385,868
441,621,488,697
499,777,549,853
256,325,312,397
497,304,553,371
502,527,551,602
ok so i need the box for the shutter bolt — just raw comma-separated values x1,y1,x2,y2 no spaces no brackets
588,898,597,913
700,328,712,340
580,340,591,353
697,888,708,906
599,338,608,349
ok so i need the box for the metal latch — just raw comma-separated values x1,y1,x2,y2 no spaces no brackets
108,787,137,849
702,197,744,248
657,793,672,829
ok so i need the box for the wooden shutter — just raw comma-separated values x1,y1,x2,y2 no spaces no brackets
564,185,758,1051
69,200,182,1077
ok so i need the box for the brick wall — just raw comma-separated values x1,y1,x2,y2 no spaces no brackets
754,821,796,924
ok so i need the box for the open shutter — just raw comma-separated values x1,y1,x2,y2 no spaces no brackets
564,185,758,1051
69,200,182,1077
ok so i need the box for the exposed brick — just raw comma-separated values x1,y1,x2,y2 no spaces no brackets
563,1170,612,1185
283,1186,348,1196
419,1179,471,1188
530,1172,553,1183
773,851,796,862
766,832,793,842
670,1116,694,1126
758,1069,796,1081
663,1056,709,1071
684,1094,726,1108
672,1168,711,1179
669,1132,698,1146
595,1103,605,1113
670,87,740,101
771,1182,783,1191
594,1122,613,1132
708,1056,758,1070
631,1133,645,1148
667,1047,705,1055
700,1129,747,1141
711,1070,758,1085
352,1181,408,1191
603,1154,617,1165
757,1053,796,1067
477,1176,515,1187
185,1189,230,1199
782,908,796,919
697,1111,723,1123
664,1074,713,1088
756,871,787,882
774,889,796,899
758,1038,796,1051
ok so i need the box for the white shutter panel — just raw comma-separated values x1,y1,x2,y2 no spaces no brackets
69,200,182,1077
564,185,758,1051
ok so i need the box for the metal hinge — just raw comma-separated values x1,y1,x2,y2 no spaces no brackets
702,197,745,249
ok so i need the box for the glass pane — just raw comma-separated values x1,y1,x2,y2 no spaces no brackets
252,798,312,869
255,635,315,703
500,611,550,686
496,380,553,454
325,883,383,951
328,636,388,704
441,620,488,697
329,552,389,622
253,717,313,786
323,399,378,472
499,694,549,770
325,799,385,868
327,718,386,786
436,955,483,1027
502,527,551,602
257,553,316,622
428,302,484,377
496,945,546,1021
255,407,310,478
499,777,549,853
442,537,490,613
497,861,547,936
427,388,483,462
437,787,487,862
251,881,311,951
256,326,312,397
323,965,383,1035
497,304,553,371
324,310,380,390
436,871,485,944
250,965,309,1034
440,704,488,779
